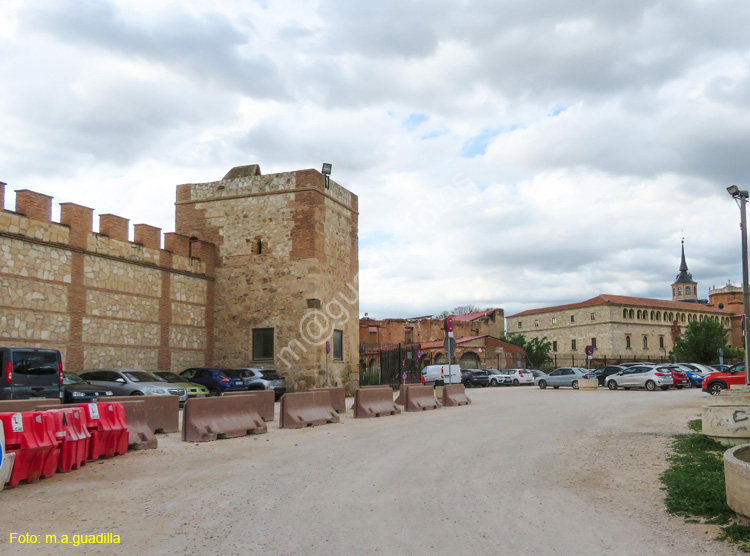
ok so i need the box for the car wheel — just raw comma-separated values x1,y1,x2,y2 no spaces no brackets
513,379,519,386
684,381,692,389
645,380,656,391
130,391,144,396
465,381,474,388
553,386,559,389
490,379,498,387
538,380,547,389
572,380,579,390
660,385,670,391
607,381,618,390
708,382,726,395
209,389,222,397
623,387,630,390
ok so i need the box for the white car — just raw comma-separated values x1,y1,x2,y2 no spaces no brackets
605,365,673,391
485,369,509,387
503,369,534,386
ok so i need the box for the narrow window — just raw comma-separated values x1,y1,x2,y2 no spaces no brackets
552,317,557,325
623,309,628,319
552,341,558,352
257,239,263,254
626,336,631,349
590,313,595,321
629,309,634,318
643,335,648,349
659,337,664,348
252,328,274,360
591,338,597,348
678,287,682,296
404,327,413,343
333,330,343,360
571,339,577,351
686,286,691,295
534,320,539,327
570,315,575,323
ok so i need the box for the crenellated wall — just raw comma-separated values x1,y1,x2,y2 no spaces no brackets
0,186,215,372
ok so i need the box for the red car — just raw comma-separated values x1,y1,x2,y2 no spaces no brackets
654,364,690,389
702,363,747,395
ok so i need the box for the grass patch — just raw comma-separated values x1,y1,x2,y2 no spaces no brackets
661,424,750,551
688,418,702,432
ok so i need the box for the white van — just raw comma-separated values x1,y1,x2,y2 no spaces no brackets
420,364,461,386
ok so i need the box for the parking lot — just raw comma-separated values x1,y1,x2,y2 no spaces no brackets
0,387,740,555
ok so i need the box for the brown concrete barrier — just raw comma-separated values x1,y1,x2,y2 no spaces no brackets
182,396,267,442
118,400,157,450
442,384,471,407
578,379,599,390
102,395,179,434
395,384,421,405
725,444,750,524
311,388,346,413
279,391,340,429
404,385,440,412
223,390,275,421
353,388,401,418
0,399,61,412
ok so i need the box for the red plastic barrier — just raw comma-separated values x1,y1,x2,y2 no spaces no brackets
79,403,129,460
0,411,58,487
44,407,91,472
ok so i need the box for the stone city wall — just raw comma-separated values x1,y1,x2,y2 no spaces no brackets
0,186,214,373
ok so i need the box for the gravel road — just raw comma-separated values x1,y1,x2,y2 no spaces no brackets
0,387,740,555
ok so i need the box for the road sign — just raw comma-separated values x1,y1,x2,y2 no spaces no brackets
416,349,422,360
326,341,330,354
443,337,456,357
585,345,594,356
402,371,407,381
446,317,454,332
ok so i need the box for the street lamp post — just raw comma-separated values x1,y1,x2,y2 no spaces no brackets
727,185,750,386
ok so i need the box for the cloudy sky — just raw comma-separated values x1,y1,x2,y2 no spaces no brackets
2,0,750,319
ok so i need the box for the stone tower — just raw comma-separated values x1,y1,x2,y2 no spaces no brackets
672,240,698,302
175,165,359,393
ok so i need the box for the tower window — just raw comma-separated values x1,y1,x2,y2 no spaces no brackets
678,287,682,295
686,286,691,295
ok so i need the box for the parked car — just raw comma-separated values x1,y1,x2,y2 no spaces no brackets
526,370,546,381
503,369,534,386
485,369,508,387
231,368,287,400
620,362,656,368
605,365,673,391
683,370,709,389
679,363,716,374
79,369,187,402
702,363,747,395
590,365,628,387
61,372,113,403
537,368,593,389
150,371,210,402
421,364,461,386
654,364,690,389
461,369,490,388
0,347,63,401
179,367,246,396
710,364,731,373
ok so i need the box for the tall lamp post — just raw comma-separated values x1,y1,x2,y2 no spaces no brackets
727,185,750,386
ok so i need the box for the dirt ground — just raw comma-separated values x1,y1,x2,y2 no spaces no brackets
0,387,742,555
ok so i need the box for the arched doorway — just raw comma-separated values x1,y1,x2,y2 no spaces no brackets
459,352,481,369
434,353,447,364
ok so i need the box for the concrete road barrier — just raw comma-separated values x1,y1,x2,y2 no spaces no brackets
103,395,179,434
353,388,401,418
725,443,750,524
703,404,750,446
0,399,61,413
395,384,421,405
182,396,267,442
578,379,599,390
311,388,346,413
279,391,340,429
223,391,275,421
404,385,440,412
442,384,471,407
117,400,157,450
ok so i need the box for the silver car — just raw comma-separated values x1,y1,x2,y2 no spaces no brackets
537,367,592,389
485,369,508,387
232,368,287,400
605,365,673,391
78,369,187,402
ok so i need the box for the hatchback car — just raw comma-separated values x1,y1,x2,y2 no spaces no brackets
605,365,673,391
79,369,187,401
654,364,690,389
231,368,287,400
537,368,592,389
61,372,114,403
503,369,534,386
462,369,490,388
702,363,747,395
150,371,210,403
179,367,246,396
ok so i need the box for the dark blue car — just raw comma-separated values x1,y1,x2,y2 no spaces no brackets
179,367,246,396
684,370,707,388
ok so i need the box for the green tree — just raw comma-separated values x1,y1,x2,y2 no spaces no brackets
670,319,730,364
499,333,553,369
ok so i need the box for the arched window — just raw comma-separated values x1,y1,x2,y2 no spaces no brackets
678,287,682,296
626,335,631,349
623,309,628,319
656,311,661,321
637,310,642,319
643,336,648,349
669,312,674,321
650,311,655,320
686,286,691,295
629,309,634,318
681,314,686,322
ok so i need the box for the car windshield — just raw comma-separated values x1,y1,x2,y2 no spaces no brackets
155,372,183,383
62,372,86,385
124,371,163,382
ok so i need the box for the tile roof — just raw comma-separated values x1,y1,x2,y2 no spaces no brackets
420,335,488,349
451,309,498,321
507,294,731,318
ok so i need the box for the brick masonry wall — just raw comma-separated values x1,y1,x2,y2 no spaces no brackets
360,313,504,346
0,187,213,372
175,167,359,393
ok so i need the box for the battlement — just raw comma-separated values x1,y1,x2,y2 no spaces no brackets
0,185,215,278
